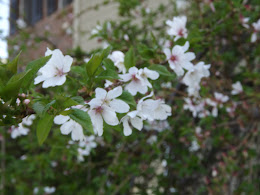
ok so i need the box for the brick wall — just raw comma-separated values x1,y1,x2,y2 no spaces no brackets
9,4,73,64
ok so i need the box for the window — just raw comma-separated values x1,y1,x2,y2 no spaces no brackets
47,0,58,16
24,0,43,25
10,0,19,35
63,0,73,7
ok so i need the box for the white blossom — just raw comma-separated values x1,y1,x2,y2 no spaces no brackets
16,18,27,29
189,139,200,152
166,16,188,41
88,87,129,136
44,186,56,194
121,111,143,136
138,97,172,121
108,51,126,73
54,115,85,141
231,81,243,95
251,19,260,43
34,48,73,88
119,67,158,95
10,115,36,139
104,80,113,88
163,42,195,76
147,135,158,144
183,62,210,87
240,15,250,29
91,25,102,35
214,92,229,106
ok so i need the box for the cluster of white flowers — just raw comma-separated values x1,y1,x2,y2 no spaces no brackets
119,67,159,95
77,135,97,162
184,92,230,118
121,92,171,136
33,186,56,194
165,17,211,97
10,115,36,139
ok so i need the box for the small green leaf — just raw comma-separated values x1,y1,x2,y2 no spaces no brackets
118,91,136,107
137,44,155,60
0,70,32,100
86,53,103,77
7,51,21,74
124,47,135,70
33,101,46,116
103,58,116,70
37,113,54,145
101,46,112,59
148,64,173,77
69,109,93,133
95,69,120,80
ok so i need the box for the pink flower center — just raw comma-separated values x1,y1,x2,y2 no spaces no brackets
95,106,103,114
178,29,184,36
131,74,139,82
56,68,65,77
170,55,178,62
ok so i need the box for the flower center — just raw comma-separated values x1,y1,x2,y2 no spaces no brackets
132,74,139,82
178,29,184,36
170,55,177,62
56,68,65,77
95,106,103,114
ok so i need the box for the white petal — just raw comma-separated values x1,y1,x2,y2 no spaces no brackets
60,120,74,135
122,117,132,136
109,99,130,113
163,48,171,59
71,122,85,141
130,117,143,130
62,55,73,73
95,88,107,99
34,75,47,85
107,86,122,99
182,41,190,52
88,110,104,136
144,68,159,80
42,76,66,88
54,115,70,125
102,106,119,126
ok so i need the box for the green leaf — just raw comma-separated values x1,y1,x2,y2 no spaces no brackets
0,69,32,100
118,91,136,107
71,96,85,104
37,113,54,145
101,46,112,59
42,100,56,114
52,95,81,112
137,44,155,60
22,55,52,88
124,47,135,70
103,58,116,70
7,51,21,74
86,53,103,77
69,109,93,133
148,64,173,77
33,101,46,116
95,69,120,80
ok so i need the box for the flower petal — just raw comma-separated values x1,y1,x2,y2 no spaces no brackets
107,86,122,99
102,106,119,126
54,115,70,125
109,99,130,113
